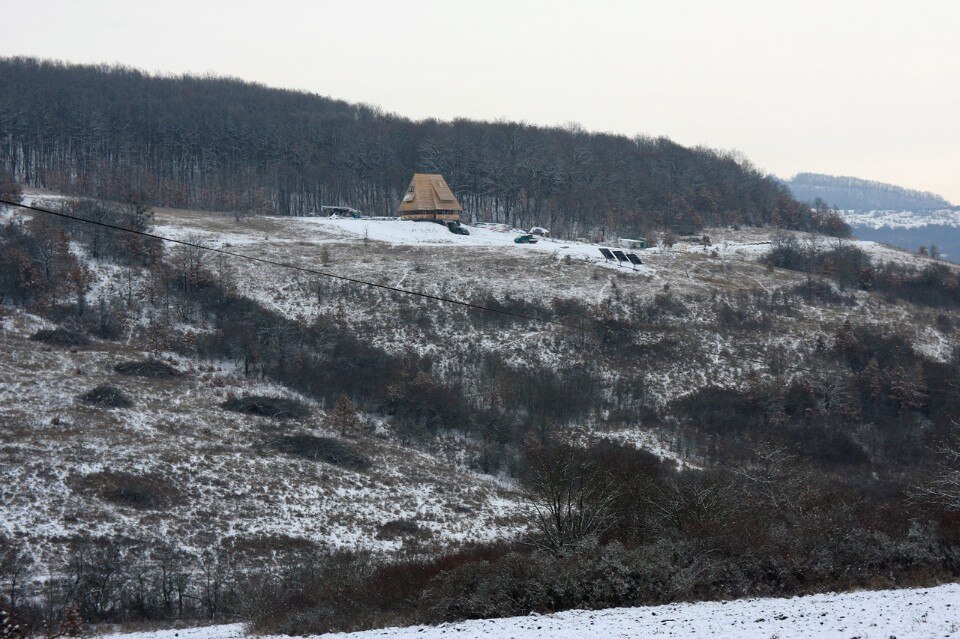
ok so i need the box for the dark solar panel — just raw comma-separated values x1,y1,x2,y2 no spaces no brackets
599,248,615,260
626,253,643,265
612,250,628,262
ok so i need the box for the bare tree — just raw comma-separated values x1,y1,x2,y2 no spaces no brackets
911,428,960,510
0,536,32,611
66,263,94,316
169,235,211,293
647,471,738,539
0,171,21,205
522,439,619,554
732,443,811,523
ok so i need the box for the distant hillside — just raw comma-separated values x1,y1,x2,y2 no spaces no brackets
848,225,960,264
786,172,952,211
0,57,830,237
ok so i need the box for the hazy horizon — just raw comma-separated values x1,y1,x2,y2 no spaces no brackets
3,0,957,203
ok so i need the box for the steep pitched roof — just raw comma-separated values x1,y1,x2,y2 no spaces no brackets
398,173,463,212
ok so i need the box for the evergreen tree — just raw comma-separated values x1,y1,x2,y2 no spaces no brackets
331,394,362,437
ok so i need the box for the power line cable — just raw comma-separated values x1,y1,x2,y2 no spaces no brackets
0,198,578,330
2,197,957,398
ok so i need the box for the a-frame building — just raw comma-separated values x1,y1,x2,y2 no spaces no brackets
397,173,463,221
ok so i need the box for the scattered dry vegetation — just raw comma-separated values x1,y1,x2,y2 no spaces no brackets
113,360,179,378
3,195,960,633
269,434,372,471
71,471,182,510
78,384,133,408
221,395,311,420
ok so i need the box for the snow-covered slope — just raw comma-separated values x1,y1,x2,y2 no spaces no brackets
785,172,953,211
5,193,960,578
842,208,960,229
98,583,960,639
840,208,960,263
0,309,527,567
153,215,655,275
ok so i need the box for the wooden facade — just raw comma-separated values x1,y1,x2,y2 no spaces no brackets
397,173,462,221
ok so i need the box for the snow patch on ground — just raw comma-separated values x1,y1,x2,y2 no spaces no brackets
594,428,700,469
842,209,960,229
291,217,655,275
97,583,960,639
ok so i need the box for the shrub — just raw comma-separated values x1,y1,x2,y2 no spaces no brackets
246,551,374,635
113,360,179,378
30,328,89,347
875,263,960,309
221,395,310,419
762,239,872,291
376,519,426,540
671,386,767,435
0,171,22,205
220,534,320,560
75,471,180,510
78,384,132,408
270,434,371,470
790,280,849,305
763,235,806,271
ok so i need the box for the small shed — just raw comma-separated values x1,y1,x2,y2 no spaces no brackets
317,206,362,218
619,238,646,250
398,173,463,221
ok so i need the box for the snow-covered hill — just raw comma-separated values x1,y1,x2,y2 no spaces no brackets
99,583,960,639
4,195,954,567
5,191,960,613
0,308,528,566
785,172,953,211
842,208,960,229
838,208,960,263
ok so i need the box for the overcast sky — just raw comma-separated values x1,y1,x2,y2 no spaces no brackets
4,0,958,202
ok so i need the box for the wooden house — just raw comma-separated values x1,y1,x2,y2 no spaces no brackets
397,173,462,221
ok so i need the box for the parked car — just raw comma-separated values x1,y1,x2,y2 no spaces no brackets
514,234,538,244
446,221,470,235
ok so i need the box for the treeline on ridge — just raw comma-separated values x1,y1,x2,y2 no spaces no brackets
0,57,845,237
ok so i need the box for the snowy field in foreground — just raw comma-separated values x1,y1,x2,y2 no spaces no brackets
101,583,960,639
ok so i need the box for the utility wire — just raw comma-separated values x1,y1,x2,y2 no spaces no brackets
0,198,578,330
2,197,957,399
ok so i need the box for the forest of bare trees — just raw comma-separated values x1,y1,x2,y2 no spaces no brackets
0,57,842,238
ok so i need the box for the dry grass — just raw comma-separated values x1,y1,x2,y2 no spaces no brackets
5,203,958,575
0,308,528,572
